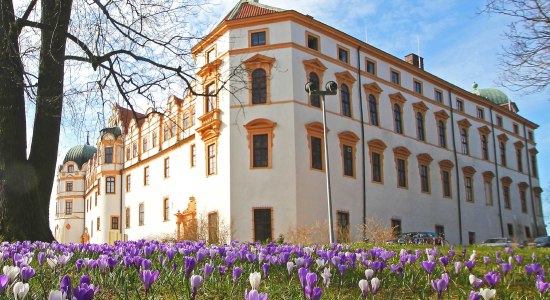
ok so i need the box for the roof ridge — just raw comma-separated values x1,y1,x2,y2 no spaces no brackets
226,0,285,21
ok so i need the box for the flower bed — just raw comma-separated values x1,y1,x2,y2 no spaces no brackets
1,240,550,299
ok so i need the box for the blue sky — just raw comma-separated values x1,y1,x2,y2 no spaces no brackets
48,0,550,226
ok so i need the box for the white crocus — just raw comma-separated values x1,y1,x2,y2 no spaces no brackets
316,259,325,269
469,274,478,285
322,267,332,287
479,288,496,300
287,262,295,274
470,250,477,262
370,277,381,291
13,282,29,300
365,269,374,279
47,257,58,269
508,256,514,265
48,290,65,300
358,279,369,293
3,266,20,282
249,272,261,290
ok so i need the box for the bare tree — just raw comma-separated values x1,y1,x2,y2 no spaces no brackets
0,0,230,241
484,0,550,93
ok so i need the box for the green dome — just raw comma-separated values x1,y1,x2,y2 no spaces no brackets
63,144,97,168
473,88,511,105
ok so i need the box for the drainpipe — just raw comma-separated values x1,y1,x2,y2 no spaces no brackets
356,46,367,240
120,132,125,241
522,123,538,236
489,107,505,237
447,89,463,244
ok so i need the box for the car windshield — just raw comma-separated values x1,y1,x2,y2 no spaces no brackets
535,237,549,243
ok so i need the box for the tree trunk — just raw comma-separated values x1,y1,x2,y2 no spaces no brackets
0,0,73,242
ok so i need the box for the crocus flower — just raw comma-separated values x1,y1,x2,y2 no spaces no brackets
73,282,98,300
469,275,483,289
20,267,35,283
469,291,482,300
38,253,46,266
370,277,380,295
244,289,268,300
204,263,214,279
0,275,8,293
500,263,512,276
310,287,322,300
483,271,500,288
139,270,159,294
217,266,228,275
190,274,202,300
420,261,437,275
439,256,449,267
13,282,29,300
3,266,20,283
464,260,476,272
526,263,545,277
184,257,196,279
298,267,308,291
536,280,550,295
60,275,72,299
515,255,523,264
249,272,261,290
365,269,374,279
454,262,462,275
233,267,243,284
48,290,65,300
305,272,317,298
321,267,331,287
479,288,496,300
287,262,295,276
389,264,403,277
358,279,369,299
483,257,490,265
262,263,269,279
431,277,449,300
338,264,348,277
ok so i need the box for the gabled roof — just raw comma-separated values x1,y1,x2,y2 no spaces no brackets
115,105,146,132
225,0,284,21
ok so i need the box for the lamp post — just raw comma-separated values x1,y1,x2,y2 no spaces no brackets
305,80,338,244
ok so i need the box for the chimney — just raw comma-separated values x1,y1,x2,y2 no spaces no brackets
405,53,424,70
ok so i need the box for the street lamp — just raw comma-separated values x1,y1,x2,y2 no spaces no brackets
305,80,338,244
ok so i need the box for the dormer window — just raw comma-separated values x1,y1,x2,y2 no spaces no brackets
67,165,74,173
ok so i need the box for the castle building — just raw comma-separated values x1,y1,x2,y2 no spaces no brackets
52,0,545,245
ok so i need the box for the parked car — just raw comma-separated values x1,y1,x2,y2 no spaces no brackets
480,238,513,247
530,236,550,248
386,232,445,245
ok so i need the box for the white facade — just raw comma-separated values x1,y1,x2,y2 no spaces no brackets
51,0,545,245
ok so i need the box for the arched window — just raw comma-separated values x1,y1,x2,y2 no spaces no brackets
368,95,378,126
251,68,267,104
341,84,351,117
461,128,469,154
416,112,425,141
438,121,446,148
309,72,320,107
393,104,402,134
481,135,489,160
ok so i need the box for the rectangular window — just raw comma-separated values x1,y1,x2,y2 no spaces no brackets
397,159,407,188
105,147,113,163
337,211,350,243
250,31,266,46
476,107,485,120
343,145,354,177
66,181,73,192
208,212,219,244
111,217,119,230
532,154,538,177
528,131,534,141
507,223,514,237
517,149,523,172
435,225,445,240
144,167,150,185
125,208,130,228
95,192,97,206
338,47,349,63
391,70,400,85
484,181,493,206
442,171,451,197
391,219,401,237
126,148,131,161
253,134,269,168
468,231,476,245
206,48,216,63
525,226,531,239
164,157,170,178
366,59,376,75
413,80,423,94
513,123,519,134
456,100,464,112
126,175,131,192
65,200,73,215
142,137,148,152
311,136,323,170
420,165,429,193
500,142,507,166
520,190,527,213
465,176,474,202
496,116,503,127
190,144,196,167
307,33,319,50
253,208,272,242
372,152,382,183
132,143,138,157
106,176,115,194
503,186,511,209
152,132,158,147
205,84,216,113
67,165,74,173
97,217,100,231
435,90,443,103
163,198,170,221
139,204,145,226
207,144,217,175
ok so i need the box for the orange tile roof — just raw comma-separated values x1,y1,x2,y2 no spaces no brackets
229,2,280,20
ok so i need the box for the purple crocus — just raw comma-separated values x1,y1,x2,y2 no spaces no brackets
526,263,545,277
310,287,322,300
464,260,476,272
305,272,318,299
37,252,46,266
244,289,268,300
262,263,269,279
484,271,500,288
298,267,308,291
536,280,550,295
141,259,152,270
60,275,72,299
203,263,214,279
139,270,159,294
420,261,437,275
454,262,462,275
438,256,449,267
184,257,196,279
20,266,35,283
338,264,348,278
483,257,490,265
515,255,523,265
0,275,8,293
431,275,449,300
469,291,482,300
73,283,98,300
190,274,202,300
217,266,228,275
389,264,403,277
500,263,512,276
233,267,243,284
